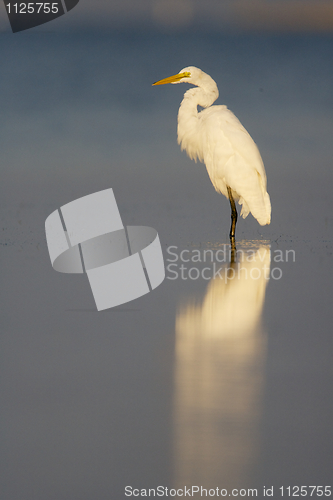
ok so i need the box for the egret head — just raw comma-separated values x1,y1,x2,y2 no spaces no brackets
153,66,204,86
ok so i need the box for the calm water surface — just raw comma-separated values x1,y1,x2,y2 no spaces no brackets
0,32,332,499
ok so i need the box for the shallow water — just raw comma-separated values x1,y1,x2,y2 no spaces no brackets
0,31,332,499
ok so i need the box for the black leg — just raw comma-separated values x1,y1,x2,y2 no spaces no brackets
227,186,238,238
227,186,237,262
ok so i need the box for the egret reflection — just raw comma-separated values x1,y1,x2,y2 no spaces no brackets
173,245,270,490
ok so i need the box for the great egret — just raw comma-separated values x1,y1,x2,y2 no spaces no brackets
153,66,271,242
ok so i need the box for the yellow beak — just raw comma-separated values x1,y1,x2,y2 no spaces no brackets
152,71,191,86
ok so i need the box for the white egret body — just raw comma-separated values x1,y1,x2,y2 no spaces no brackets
153,66,271,238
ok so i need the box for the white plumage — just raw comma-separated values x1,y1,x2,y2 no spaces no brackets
153,66,271,234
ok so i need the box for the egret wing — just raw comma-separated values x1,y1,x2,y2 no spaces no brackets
200,106,271,225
